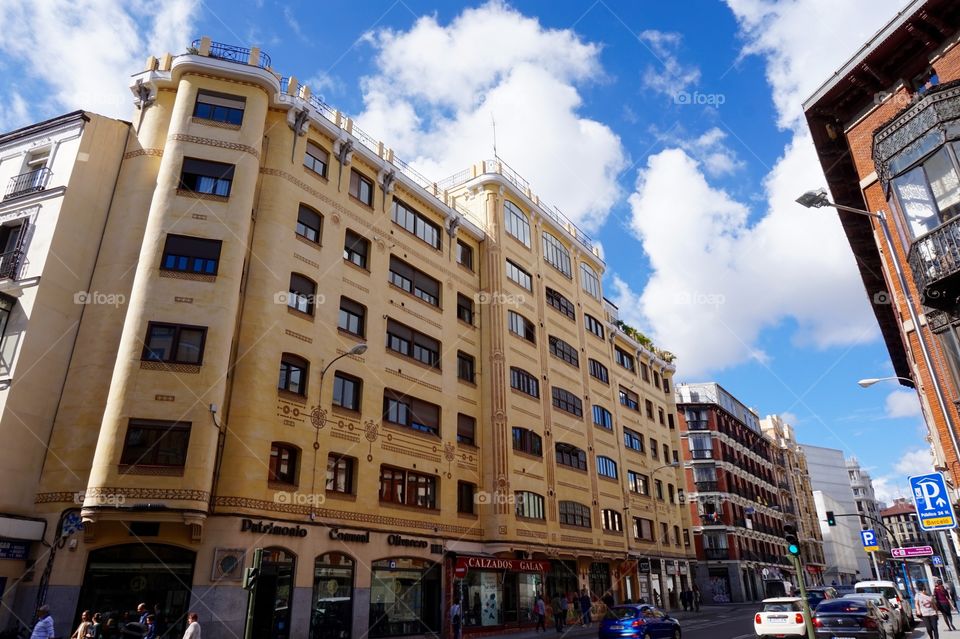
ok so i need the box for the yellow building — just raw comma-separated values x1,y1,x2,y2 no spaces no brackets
21,38,693,639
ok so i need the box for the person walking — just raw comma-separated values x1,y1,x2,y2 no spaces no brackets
579,589,592,627
137,605,149,626
89,613,103,639
182,613,201,639
693,585,702,612
30,605,55,639
551,593,565,633
449,600,462,639
533,594,546,632
679,590,689,611
916,584,941,639
934,580,956,631
71,610,93,639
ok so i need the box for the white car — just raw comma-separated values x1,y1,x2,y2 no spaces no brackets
843,593,904,638
754,597,807,639
854,580,913,630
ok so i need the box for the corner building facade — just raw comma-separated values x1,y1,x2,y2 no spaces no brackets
21,39,693,639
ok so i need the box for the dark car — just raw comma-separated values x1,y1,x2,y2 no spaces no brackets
806,587,839,610
599,604,681,639
812,599,889,639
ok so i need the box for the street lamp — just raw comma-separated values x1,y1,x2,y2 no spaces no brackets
308,343,367,518
857,376,914,388
650,462,680,609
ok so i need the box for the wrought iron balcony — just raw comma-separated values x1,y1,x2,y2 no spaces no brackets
190,39,272,69
695,481,718,492
0,248,22,280
908,216,960,311
703,548,729,561
4,167,51,200
686,420,709,430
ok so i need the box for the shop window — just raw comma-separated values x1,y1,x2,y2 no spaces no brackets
193,89,245,125
545,287,575,320
278,353,309,396
457,414,476,446
304,142,329,178
369,558,440,637
588,563,611,600
325,454,355,494
311,553,354,639
457,481,476,514
251,549,295,639
296,204,322,243
269,442,299,484
142,322,206,365
343,230,369,269
393,199,441,249
558,501,591,528
504,200,531,247
179,157,233,197
514,491,545,520
120,419,190,467
161,234,221,274
338,297,366,337
332,372,361,411
349,169,373,206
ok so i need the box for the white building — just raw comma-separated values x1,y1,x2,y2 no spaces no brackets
813,491,861,585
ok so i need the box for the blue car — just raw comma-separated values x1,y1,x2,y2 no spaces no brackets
599,604,681,639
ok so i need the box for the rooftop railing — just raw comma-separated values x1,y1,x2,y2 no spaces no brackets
191,39,271,69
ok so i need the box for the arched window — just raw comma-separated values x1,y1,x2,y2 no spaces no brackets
296,204,322,243
542,231,572,277
288,273,317,315
311,552,354,639
278,353,309,395
558,501,592,527
504,200,531,247
580,262,601,298
514,491,545,519
596,455,618,479
555,443,587,470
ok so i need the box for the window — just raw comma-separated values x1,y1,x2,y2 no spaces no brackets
161,234,221,274
505,259,532,291
673,525,682,546
288,273,317,315
349,169,373,206
559,501,591,528
326,454,355,494
268,443,299,484
592,405,613,430
602,509,623,532
508,311,536,343
179,157,233,197
619,387,639,411
458,481,477,514
891,146,960,238
552,387,583,416
515,491,545,520
549,335,579,367
615,347,635,372
504,201,531,246
304,141,329,178
278,354,308,395
660,522,668,542
623,429,644,453
456,240,474,271
653,371,661,389
332,372,361,411
389,256,440,306
580,263,601,298
655,479,664,500
658,407,665,425
457,414,476,446
193,89,245,125
668,414,675,430
343,229,370,269
651,438,659,460
338,297,366,337
379,466,437,509
392,199,441,249
386,319,440,368
382,389,440,436
668,483,676,504
645,400,655,420
588,359,609,383
633,517,654,541
542,231,572,277
510,367,539,398
628,471,649,495
663,377,671,394
584,314,604,339
545,287,575,319
512,427,543,456
296,204,322,243
457,293,474,325
672,450,679,464
640,362,650,382
120,419,190,467
457,351,475,383
555,443,587,470
596,456,618,479
142,322,206,364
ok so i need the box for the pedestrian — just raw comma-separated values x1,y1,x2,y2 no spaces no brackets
30,605,55,639
182,613,201,639
550,593,565,633
71,610,93,639
693,585,701,612
916,583,941,639
602,591,614,610
449,600,462,639
680,590,689,611
144,615,157,639
89,613,103,639
579,588,592,627
934,580,956,631
137,605,148,626
534,593,546,632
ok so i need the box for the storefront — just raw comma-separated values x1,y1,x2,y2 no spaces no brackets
369,557,441,637
451,556,548,631
310,552,354,639
250,547,296,639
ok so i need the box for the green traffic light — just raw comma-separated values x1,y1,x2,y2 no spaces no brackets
788,544,800,555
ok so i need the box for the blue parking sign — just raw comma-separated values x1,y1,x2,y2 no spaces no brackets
934,555,944,566
909,472,957,531
860,529,879,552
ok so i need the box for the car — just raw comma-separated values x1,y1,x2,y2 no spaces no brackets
843,593,904,638
812,598,890,638
836,585,856,596
599,604,681,639
754,597,807,639
805,587,837,610
854,581,913,630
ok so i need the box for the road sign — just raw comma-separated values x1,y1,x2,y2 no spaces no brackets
933,555,944,566
909,472,957,531
861,529,879,552
892,546,934,558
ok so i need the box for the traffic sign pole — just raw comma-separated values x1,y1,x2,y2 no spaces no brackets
787,553,816,639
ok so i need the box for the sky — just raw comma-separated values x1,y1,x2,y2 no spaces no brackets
0,0,934,504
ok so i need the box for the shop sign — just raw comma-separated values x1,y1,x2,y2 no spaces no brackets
638,559,651,574
387,534,428,548
328,527,369,543
455,556,551,576
240,519,307,538
666,562,677,576
0,540,29,560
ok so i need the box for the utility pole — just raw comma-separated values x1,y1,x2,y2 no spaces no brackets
785,524,816,639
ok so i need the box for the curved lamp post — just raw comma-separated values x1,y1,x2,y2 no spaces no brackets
857,376,914,388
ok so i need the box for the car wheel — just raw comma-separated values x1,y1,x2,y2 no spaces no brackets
672,630,681,639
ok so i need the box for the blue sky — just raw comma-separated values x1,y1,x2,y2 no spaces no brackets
0,0,929,501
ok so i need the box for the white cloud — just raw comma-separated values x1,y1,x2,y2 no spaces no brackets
884,390,922,419
0,0,198,125
779,411,799,426
638,30,701,99
871,475,908,506
681,127,744,178
894,448,933,477
355,1,625,231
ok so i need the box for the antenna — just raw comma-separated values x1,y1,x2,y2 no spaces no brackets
491,112,497,159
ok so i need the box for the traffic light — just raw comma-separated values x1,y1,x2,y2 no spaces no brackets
242,548,263,592
826,511,837,526
784,524,800,557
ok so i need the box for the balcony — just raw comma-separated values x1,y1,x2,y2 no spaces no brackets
907,217,960,311
190,38,272,69
4,167,51,200
0,249,22,280
703,548,730,561
695,481,718,492
687,420,709,431
690,449,713,460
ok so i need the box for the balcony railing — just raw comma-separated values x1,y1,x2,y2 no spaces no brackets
686,420,709,431
908,216,960,310
4,167,51,200
0,249,22,280
191,39,272,69
695,481,718,492
703,548,729,561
